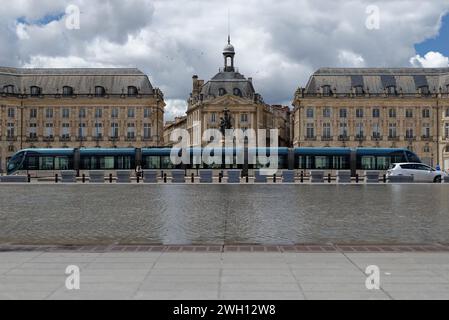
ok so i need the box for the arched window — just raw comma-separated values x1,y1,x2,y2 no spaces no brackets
219,88,227,96
322,85,331,97
127,86,138,97
386,85,396,96
95,86,106,97
3,85,14,94
30,86,41,97
62,86,73,97
233,88,242,97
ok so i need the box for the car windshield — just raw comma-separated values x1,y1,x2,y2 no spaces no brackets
389,163,397,169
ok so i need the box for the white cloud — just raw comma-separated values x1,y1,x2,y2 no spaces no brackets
1,0,449,121
410,51,449,68
165,99,188,121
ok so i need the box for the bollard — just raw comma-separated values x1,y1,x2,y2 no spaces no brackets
300,171,304,183
28,174,31,183
191,173,195,183
109,173,113,183
356,174,359,183
383,174,387,183
246,175,249,183
164,173,167,183
137,175,140,184
82,174,86,183
328,173,331,183
55,174,58,183
219,173,222,183
273,174,277,183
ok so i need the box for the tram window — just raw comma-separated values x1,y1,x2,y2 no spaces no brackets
55,157,70,170
376,157,389,170
39,157,54,170
27,156,38,170
361,156,376,170
161,156,174,169
334,156,349,170
99,156,115,170
117,156,132,169
315,156,330,169
144,156,161,169
406,151,420,163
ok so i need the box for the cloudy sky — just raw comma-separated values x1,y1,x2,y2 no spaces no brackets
1,0,449,120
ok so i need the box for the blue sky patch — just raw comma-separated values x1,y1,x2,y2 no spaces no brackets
415,12,449,57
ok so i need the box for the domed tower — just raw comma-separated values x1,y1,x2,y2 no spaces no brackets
223,36,235,72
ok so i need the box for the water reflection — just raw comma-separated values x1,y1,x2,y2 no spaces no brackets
0,185,448,245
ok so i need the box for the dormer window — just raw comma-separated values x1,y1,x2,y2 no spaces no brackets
233,88,242,97
354,85,364,96
219,88,227,96
322,85,331,97
30,86,41,97
95,86,106,97
127,86,138,97
63,86,73,97
419,85,430,96
386,85,396,96
3,85,14,94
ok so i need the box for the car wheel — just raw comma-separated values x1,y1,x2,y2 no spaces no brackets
434,176,442,183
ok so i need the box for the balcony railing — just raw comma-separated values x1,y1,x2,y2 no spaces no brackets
388,136,399,141
109,137,120,142
338,135,349,141
421,135,433,141
26,136,38,142
304,136,317,141
125,137,137,142
76,136,87,142
355,135,366,141
43,136,55,142
6,136,17,142
59,136,71,142
372,135,383,141
321,136,333,141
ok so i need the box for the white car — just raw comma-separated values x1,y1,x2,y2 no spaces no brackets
387,163,445,183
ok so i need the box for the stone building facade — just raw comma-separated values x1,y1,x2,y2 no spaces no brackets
163,116,187,147
0,67,165,172
293,68,449,169
179,38,290,147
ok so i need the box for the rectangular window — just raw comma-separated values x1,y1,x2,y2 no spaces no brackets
7,123,14,138
339,109,347,118
61,123,70,139
45,123,54,138
422,109,430,118
406,109,413,118
406,128,414,139
372,123,381,139
62,108,70,118
389,109,396,118
95,108,102,118
7,108,15,118
422,124,431,138
241,113,248,122
356,123,364,138
94,123,103,138
128,108,135,118
111,123,119,138
79,108,86,118
323,108,331,118
306,108,314,118
144,123,151,139
306,123,314,138
211,113,216,123
111,108,119,118
30,109,37,119
445,123,449,139
46,108,53,118
372,108,380,118
127,123,135,139
389,123,397,138
78,123,86,138
322,123,331,138
29,123,37,138
144,108,151,118
356,108,364,118
339,122,348,137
